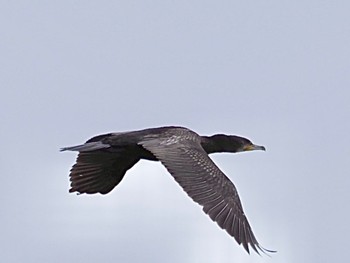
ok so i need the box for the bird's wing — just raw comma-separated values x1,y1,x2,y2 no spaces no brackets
64,146,139,194
139,137,265,254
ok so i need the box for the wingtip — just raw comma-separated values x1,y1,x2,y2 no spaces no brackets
257,246,277,257
244,242,276,256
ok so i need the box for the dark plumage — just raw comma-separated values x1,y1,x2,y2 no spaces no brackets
61,126,274,255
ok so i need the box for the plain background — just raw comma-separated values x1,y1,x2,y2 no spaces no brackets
1,1,349,263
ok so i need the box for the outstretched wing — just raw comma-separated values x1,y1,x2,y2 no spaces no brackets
139,136,267,254
62,143,139,194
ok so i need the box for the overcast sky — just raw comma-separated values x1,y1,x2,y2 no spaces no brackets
1,1,349,263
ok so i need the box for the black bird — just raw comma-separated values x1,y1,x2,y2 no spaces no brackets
61,126,274,255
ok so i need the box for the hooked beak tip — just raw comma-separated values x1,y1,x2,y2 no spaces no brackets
243,144,266,152
252,144,266,151
259,145,266,151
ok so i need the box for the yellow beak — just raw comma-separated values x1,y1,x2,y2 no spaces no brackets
243,144,266,151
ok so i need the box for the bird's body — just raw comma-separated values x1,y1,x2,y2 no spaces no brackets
62,126,273,255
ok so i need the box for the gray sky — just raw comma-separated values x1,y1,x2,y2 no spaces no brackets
1,1,349,263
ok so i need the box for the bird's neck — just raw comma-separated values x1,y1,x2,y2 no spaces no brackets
200,136,225,154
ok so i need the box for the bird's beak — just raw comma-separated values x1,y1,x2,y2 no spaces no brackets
243,144,266,152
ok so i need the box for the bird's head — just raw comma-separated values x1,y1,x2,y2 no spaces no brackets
236,136,266,153
204,134,266,154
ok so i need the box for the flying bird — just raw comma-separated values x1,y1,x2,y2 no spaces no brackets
61,126,274,255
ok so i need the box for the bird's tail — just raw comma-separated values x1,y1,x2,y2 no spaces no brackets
60,141,110,152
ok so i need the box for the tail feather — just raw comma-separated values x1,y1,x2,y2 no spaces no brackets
60,142,110,152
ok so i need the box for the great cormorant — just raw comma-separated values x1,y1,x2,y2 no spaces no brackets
61,126,274,255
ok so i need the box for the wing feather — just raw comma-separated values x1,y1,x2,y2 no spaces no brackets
68,150,139,194
139,134,267,254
